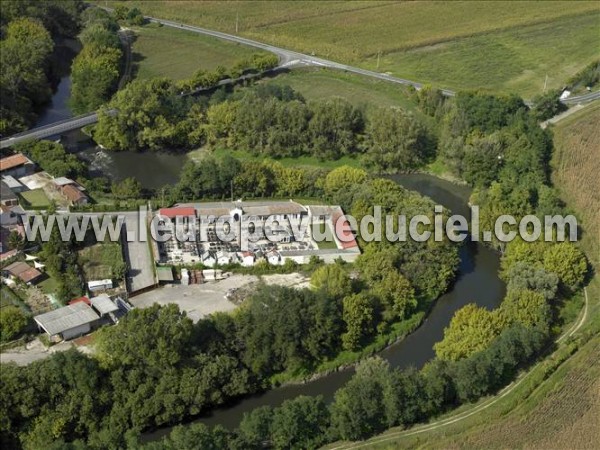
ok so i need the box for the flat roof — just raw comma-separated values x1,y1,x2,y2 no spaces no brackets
88,279,113,288
90,294,119,315
53,176,75,186
156,266,174,281
34,302,99,336
1,175,23,189
1,181,17,200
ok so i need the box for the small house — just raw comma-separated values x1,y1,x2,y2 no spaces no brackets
62,184,88,206
3,261,43,285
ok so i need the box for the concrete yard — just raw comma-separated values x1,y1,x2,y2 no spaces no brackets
122,212,156,293
129,272,310,322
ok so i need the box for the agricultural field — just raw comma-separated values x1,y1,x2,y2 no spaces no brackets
130,23,266,80
103,1,600,97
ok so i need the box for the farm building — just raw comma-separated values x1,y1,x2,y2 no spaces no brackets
34,302,99,340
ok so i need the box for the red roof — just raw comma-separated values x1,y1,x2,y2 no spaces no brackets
159,207,196,219
0,153,31,171
332,211,359,249
69,296,91,306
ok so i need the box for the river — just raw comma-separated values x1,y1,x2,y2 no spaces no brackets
142,173,505,440
37,45,505,437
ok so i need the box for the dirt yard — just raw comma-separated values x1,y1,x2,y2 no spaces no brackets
129,272,310,322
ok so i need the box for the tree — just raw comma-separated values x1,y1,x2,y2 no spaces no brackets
237,406,273,449
94,304,194,369
342,292,375,351
323,165,367,198
111,177,142,200
531,89,567,122
310,264,352,300
365,107,432,173
372,270,417,322
0,306,29,341
8,230,25,250
500,289,550,329
504,262,558,300
271,396,328,449
329,357,391,440
434,304,504,361
543,243,587,290
17,140,85,178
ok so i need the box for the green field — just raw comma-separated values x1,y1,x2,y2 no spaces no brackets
78,242,123,280
261,68,418,111
103,1,600,96
188,146,363,170
130,23,266,80
19,189,50,208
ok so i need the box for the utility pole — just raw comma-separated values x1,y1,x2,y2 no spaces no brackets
543,74,548,93
376,50,381,71
235,12,239,34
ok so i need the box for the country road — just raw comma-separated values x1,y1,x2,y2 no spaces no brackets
1,6,598,149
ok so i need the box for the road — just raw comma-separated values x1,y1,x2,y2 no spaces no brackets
1,8,598,149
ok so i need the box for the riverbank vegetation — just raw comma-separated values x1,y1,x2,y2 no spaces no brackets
0,175,459,448
70,8,122,113
0,0,83,134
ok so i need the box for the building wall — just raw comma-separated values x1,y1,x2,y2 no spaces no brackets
61,323,92,341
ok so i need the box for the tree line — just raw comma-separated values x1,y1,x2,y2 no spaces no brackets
70,8,123,114
93,82,434,173
0,0,83,135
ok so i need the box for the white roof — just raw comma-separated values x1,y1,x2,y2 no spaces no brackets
34,302,99,336
88,279,113,289
1,175,23,189
53,177,75,186
90,294,119,315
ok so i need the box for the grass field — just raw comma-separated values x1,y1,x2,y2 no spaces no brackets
261,68,418,111
78,242,123,280
103,1,600,97
188,147,363,170
130,23,266,80
19,189,50,209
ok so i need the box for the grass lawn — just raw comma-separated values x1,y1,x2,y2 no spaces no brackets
188,146,364,170
130,22,267,80
37,276,59,296
78,242,123,280
103,1,600,97
19,189,51,209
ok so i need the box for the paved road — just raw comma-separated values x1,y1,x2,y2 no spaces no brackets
1,8,598,148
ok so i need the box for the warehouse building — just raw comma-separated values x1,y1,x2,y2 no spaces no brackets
34,302,100,341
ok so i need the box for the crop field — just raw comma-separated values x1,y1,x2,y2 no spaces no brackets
551,102,600,309
103,1,600,96
130,23,265,80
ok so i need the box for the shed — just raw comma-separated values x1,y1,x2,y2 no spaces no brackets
90,293,119,316
34,302,99,340
3,261,43,284
156,266,174,282
88,279,113,292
